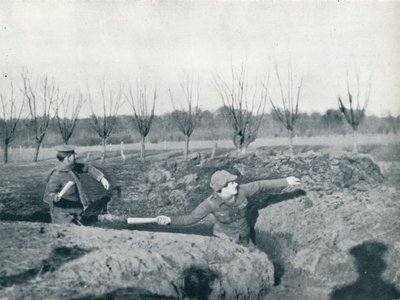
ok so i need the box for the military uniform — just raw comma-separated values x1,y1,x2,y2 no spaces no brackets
171,178,288,245
43,147,107,224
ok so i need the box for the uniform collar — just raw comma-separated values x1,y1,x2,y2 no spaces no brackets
56,162,74,172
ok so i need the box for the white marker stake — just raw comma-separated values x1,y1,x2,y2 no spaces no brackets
127,217,158,224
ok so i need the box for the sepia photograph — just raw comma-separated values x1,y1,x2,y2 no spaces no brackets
0,1,399,299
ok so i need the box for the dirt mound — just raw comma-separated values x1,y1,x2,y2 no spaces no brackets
0,221,274,300
106,152,384,219
0,150,384,226
250,151,384,193
255,176,400,298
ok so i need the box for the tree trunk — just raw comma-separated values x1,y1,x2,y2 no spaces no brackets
102,138,106,161
352,129,358,154
3,140,9,164
184,135,189,160
288,129,294,156
33,140,41,162
233,134,246,156
141,135,145,160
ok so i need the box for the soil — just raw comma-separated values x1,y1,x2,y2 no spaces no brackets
0,143,399,299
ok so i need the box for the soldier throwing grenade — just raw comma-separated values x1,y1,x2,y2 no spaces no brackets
156,170,300,246
43,146,111,225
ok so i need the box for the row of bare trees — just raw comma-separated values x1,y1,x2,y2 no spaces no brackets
212,63,370,156
0,66,372,164
0,71,159,163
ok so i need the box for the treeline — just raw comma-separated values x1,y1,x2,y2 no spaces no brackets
4,108,399,148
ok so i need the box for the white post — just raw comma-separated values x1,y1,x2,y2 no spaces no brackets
120,141,126,162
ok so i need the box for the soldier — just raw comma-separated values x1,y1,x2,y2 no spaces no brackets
156,170,300,245
43,146,111,225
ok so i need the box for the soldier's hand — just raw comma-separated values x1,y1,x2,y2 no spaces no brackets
54,193,62,202
100,177,110,190
156,216,171,225
286,176,301,186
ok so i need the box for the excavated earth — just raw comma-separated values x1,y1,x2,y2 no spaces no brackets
0,221,273,299
0,147,399,299
252,152,400,299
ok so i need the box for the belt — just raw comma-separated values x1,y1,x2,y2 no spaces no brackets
54,199,83,209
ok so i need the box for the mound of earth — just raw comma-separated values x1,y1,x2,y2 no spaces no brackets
0,221,274,300
0,150,385,226
106,151,385,219
254,165,400,298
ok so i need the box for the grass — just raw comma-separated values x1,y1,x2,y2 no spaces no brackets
1,133,398,163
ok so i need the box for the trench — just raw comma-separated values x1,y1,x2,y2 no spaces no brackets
0,190,300,295
0,210,214,237
255,230,298,286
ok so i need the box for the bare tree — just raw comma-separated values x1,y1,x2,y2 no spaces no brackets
53,92,85,144
213,63,268,155
168,76,201,160
270,65,303,156
0,80,25,163
124,80,156,160
89,82,122,161
338,71,371,153
22,70,58,162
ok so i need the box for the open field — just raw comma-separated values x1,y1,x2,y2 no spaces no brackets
1,133,399,163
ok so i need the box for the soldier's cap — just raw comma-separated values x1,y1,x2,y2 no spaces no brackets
210,170,237,192
55,145,76,157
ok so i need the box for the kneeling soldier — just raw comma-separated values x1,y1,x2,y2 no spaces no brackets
43,146,110,225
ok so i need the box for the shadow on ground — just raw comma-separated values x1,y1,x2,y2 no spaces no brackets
330,241,400,300
0,246,92,289
72,265,219,300
72,288,176,300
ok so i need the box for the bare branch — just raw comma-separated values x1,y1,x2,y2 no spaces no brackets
21,70,57,161
53,91,86,144
1,79,25,148
169,75,201,137
270,65,302,131
338,69,370,131
89,82,121,140
124,79,157,160
213,63,267,152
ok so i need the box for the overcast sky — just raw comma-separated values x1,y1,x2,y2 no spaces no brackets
1,1,399,117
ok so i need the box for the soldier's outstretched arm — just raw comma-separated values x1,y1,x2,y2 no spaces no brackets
241,176,300,198
157,197,214,226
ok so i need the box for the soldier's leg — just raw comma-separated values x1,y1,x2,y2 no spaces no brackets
50,207,75,224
